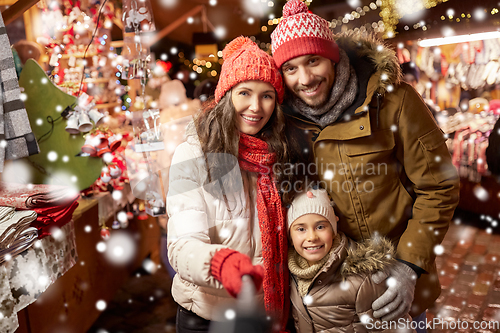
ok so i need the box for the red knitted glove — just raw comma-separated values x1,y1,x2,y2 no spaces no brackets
210,248,264,298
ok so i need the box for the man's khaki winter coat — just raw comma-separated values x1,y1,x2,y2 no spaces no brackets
284,32,460,316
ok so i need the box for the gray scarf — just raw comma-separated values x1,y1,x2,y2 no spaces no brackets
288,49,358,127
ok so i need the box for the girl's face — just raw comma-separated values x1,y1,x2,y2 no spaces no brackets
231,80,276,136
289,213,335,266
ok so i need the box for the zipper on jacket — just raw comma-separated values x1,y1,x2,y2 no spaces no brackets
291,275,315,322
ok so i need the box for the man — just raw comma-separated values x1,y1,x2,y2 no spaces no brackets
271,0,459,331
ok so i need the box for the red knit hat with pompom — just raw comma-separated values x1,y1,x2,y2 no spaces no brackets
214,36,284,104
271,0,339,68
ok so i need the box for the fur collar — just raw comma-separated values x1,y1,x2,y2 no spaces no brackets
335,31,402,96
340,236,396,277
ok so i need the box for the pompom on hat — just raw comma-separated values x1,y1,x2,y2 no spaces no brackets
287,188,337,234
271,0,339,68
214,36,284,104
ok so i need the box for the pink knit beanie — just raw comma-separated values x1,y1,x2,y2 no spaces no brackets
271,0,339,68
214,36,284,104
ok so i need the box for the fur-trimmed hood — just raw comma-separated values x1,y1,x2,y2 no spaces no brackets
340,236,396,277
335,31,402,96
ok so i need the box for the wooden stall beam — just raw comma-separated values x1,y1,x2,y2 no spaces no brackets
2,0,40,26
145,5,203,46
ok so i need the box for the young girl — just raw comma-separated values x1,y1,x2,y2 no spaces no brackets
166,36,296,333
287,189,415,333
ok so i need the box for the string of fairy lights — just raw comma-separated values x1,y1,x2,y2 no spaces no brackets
166,0,500,85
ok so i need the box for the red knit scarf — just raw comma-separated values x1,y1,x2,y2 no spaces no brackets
238,133,289,331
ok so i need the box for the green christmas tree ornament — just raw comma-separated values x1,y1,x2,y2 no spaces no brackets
18,59,103,191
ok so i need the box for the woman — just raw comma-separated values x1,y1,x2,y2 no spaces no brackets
166,36,299,333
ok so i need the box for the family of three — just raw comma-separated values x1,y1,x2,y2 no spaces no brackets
165,1,460,332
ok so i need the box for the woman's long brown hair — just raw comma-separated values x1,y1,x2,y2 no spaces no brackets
193,91,302,205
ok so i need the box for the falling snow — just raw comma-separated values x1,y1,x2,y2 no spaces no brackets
386,277,397,288
47,151,58,161
225,309,236,320
96,300,107,311
51,227,65,241
96,242,107,253
473,185,489,202
323,170,334,180
434,244,444,255
112,190,123,201
360,314,370,324
303,295,313,305
104,231,136,265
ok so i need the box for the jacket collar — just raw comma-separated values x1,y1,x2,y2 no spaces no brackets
316,232,349,279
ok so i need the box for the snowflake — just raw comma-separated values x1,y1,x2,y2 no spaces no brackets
390,125,397,132
339,281,350,290
117,211,128,223
473,186,489,202
225,309,236,320
219,228,231,239
112,190,123,201
303,295,313,305
360,314,371,324
47,151,58,162
84,225,92,233
51,227,64,241
37,275,49,288
386,277,397,287
96,300,107,311
434,245,444,255
323,170,334,180
96,242,107,253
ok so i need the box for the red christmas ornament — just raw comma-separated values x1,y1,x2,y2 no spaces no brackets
100,227,110,240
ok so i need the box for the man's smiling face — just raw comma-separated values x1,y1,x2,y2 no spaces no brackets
282,54,335,108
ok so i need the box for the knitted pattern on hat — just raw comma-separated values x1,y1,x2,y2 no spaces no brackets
214,36,284,103
271,0,339,68
287,188,337,234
